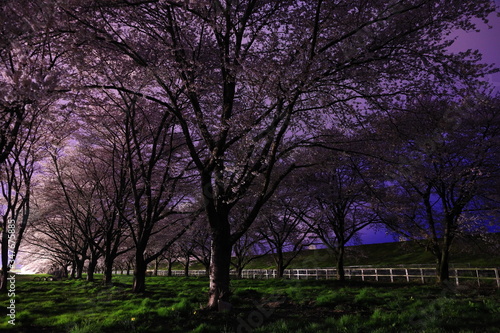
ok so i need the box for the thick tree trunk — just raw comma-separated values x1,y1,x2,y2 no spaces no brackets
436,230,454,283
75,258,85,279
437,247,450,283
133,252,147,293
103,243,118,284
76,266,83,279
103,258,114,284
86,257,98,282
274,249,285,278
207,229,232,311
336,246,346,282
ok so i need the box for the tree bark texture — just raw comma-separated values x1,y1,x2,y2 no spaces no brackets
207,227,233,310
133,252,147,293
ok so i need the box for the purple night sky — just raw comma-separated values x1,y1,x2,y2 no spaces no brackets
360,5,500,245
450,4,500,90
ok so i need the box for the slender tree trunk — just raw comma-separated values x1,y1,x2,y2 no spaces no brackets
336,246,346,282
167,259,173,277
207,228,232,310
277,265,285,279
0,271,8,293
133,252,147,293
0,230,9,292
70,262,76,279
154,258,160,276
275,249,285,278
58,266,65,279
184,256,190,277
126,263,131,276
61,265,68,278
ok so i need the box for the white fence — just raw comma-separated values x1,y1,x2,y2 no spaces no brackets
142,267,500,287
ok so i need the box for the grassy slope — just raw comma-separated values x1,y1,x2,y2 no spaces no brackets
1,275,499,332
181,234,500,271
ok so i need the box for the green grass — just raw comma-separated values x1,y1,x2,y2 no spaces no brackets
1,275,498,332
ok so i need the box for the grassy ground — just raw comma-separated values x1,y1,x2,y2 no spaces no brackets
1,274,498,332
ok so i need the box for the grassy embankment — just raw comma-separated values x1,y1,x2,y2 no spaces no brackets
180,236,500,271
0,274,499,332
1,237,498,332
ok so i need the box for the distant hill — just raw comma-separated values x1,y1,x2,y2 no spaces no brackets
177,233,500,271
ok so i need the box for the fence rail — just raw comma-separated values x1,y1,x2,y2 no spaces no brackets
135,267,500,287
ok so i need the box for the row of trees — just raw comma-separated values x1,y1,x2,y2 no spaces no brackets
1,0,499,311
13,92,500,285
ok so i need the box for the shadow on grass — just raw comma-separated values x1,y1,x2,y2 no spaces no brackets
0,275,498,332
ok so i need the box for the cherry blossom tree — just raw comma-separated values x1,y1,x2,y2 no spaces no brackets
0,113,45,290
28,194,90,280
50,0,497,308
93,92,195,292
301,154,380,281
373,94,500,282
0,0,68,290
176,217,212,275
257,196,313,278
75,106,135,284
231,226,267,279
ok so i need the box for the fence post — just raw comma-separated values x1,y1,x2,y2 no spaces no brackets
375,268,378,282
390,268,394,283
476,269,480,287
494,268,500,288
420,269,424,284
455,269,459,286
361,268,365,281
405,269,409,283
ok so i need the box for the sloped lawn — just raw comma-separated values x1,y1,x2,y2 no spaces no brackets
0,274,498,332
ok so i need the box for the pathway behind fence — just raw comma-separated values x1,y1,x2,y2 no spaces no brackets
131,267,500,287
